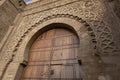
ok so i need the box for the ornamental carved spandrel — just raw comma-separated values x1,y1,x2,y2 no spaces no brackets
1,0,119,60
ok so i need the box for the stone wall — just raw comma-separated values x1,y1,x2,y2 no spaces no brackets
114,0,120,19
104,0,120,49
0,0,18,43
0,0,25,79
0,0,120,80
0,0,26,50
102,1,120,80
107,0,120,20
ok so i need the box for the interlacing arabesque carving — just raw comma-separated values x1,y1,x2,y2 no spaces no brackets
12,14,97,53
80,1,119,55
13,14,118,56
1,0,118,60
85,12,119,54
94,21,118,54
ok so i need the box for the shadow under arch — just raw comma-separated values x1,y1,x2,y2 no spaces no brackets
24,23,80,62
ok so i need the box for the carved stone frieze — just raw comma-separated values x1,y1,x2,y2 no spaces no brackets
0,0,118,61
13,14,96,52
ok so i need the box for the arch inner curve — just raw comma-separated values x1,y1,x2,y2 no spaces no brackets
21,23,82,80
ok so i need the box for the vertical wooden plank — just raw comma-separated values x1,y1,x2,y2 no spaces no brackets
21,28,80,80
50,65,62,78
61,65,74,78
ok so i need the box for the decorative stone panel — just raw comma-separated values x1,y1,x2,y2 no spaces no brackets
0,0,119,80
1,0,118,60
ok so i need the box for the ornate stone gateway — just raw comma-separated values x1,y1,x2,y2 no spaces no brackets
21,28,81,80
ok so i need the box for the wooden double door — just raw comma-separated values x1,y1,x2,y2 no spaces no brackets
21,28,82,80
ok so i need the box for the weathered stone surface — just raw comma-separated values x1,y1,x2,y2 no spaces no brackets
0,0,120,80
0,0,26,51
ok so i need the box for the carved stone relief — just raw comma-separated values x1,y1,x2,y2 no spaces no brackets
0,0,118,61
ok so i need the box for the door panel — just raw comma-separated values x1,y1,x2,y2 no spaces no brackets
21,28,81,80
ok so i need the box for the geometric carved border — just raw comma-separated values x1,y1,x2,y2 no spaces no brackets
13,14,118,56
13,14,97,53
92,19,119,55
